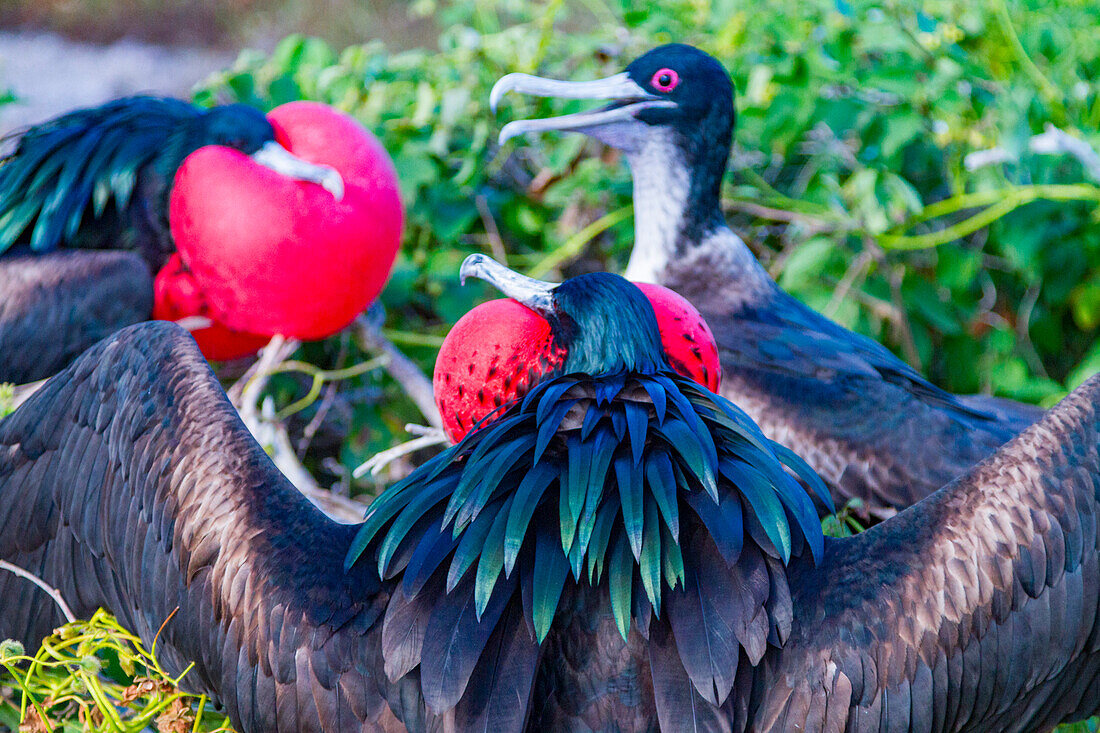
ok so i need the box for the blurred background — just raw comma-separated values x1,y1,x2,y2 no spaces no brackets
0,0,1098,494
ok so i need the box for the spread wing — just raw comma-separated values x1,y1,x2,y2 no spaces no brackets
0,250,152,383
0,322,416,733
756,372,1100,731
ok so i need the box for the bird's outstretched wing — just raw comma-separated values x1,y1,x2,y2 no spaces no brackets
0,96,196,259
0,250,152,383
0,322,410,733
757,372,1100,730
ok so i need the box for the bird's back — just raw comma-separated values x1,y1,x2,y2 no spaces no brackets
0,96,200,269
661,251,1043,517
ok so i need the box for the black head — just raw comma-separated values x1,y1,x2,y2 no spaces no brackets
492,44,735,237
493,43,734,154
196,104,277,154
551,271,666,375
621,44,734,141
177,104,345,199
460,254,666,375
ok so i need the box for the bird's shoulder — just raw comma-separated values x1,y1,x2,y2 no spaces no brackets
751,375,1100,729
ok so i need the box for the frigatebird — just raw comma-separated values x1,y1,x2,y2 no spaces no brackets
0,96,402,375
490,44,1045,517
2,256,1099,732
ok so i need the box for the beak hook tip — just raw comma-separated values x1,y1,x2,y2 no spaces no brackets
325,173,345,202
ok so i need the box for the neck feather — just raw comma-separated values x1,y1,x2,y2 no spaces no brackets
622,132,769,289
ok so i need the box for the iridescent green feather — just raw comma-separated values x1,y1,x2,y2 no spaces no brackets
347,368,826,645
0,97,200,255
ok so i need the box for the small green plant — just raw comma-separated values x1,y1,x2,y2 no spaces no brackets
0,385,15,420
820,499,868,538
0,609,235,733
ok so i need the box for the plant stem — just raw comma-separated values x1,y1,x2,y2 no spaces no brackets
356,315,443,430
381,329,445,348
879,183,1100,250
992,0,1062,117
527,205,633,278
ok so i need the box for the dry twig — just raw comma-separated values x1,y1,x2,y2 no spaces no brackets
0,560,75,623
354,309,443,430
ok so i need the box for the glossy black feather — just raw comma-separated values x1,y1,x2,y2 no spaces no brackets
0,96,275,270
452,601,541,732
347,353,820,732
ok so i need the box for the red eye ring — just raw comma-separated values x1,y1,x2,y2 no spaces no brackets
651,68,680,93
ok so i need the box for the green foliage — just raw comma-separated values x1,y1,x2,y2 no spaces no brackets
193,0,1098,481
0,385,14,421
0,609,234,732
820,498,868,538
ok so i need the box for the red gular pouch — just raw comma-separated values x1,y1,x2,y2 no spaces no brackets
434,284,722,443
634,282,721,392
168,101,403,342
434,299,567,444
153,253,271,361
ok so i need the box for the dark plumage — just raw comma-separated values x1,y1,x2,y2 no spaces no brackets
0,249,151,383
492,44,1045,518
0,322,407,732
2,262,1099,732
0,96,278,270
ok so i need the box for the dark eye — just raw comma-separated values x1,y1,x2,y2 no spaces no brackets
651,68,680,93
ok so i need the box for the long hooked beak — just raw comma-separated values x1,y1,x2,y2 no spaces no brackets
460,254,555,315
251,141,345,201
490,71,675,146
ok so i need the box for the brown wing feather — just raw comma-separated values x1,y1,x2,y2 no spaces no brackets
756,372,1100,731
0,250,152,383
0,322,415,732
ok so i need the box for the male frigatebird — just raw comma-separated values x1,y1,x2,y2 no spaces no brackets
0,96,402,375
490,44,1044,518
2,256,1099,732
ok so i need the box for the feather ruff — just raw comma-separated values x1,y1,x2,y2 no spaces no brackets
346,367,830,725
